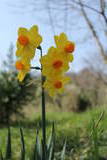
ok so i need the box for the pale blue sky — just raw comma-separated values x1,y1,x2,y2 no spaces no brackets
0,0,106,72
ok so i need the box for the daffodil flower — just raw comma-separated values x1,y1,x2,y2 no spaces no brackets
54,33,75,62
16,25,42,61
40,47,69,77
43,75,70,97
15,59,30,82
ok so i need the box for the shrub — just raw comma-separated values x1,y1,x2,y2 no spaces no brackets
0,71,37,124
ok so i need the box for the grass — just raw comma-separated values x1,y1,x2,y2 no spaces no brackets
0,106,107,159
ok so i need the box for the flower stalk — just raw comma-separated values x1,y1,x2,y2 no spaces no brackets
39,46,46,160
30,66,41,70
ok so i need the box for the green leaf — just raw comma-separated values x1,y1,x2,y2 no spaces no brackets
20,128,25,160
48,143,54,160
46,123,55,160
61,141,66,160
0,151,4,160
5,127,11,160
32,129,42,160
47,123,55,151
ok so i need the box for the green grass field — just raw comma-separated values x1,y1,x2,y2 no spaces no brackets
0,106,107,159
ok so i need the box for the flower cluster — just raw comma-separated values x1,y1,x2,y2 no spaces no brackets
15,25,75,97
40,33,75,97
15,25,42,82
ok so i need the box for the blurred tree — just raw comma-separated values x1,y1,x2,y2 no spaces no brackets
3,43,15,71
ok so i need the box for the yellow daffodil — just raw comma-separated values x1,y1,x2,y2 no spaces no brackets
40,47,69,77
15,59,30,82
43,75,70,97
16,25,42,60
54,33,75,62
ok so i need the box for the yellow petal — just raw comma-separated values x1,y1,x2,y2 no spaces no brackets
29,25,38,34
16,48,22,57
49,47,57,54
18,27,28,36
21,45,35,59
60,33,67,41
28,33,42,48
28,25,42,47
69,55,74,62
54,33,68,49
17,71,26,82
54,35,59,47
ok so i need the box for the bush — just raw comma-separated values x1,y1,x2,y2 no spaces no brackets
0,71,37,124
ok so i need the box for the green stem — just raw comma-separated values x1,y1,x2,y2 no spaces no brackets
41,78,46,160
30,66,41,70
39,46,46,160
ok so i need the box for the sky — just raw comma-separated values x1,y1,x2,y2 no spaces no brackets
0,0,106,73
